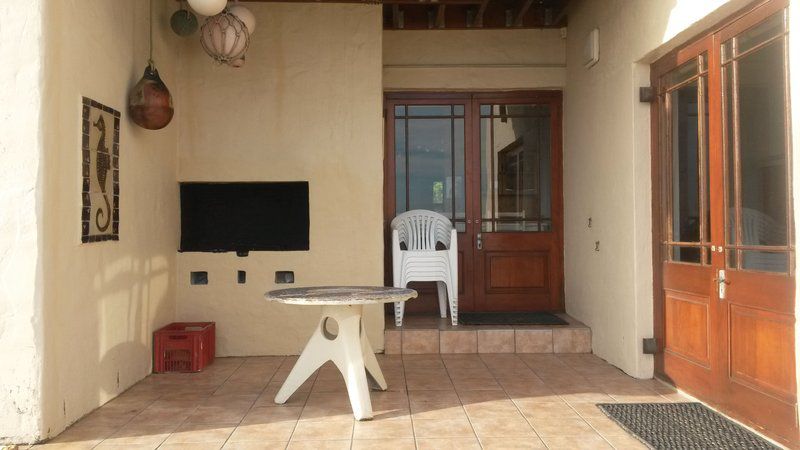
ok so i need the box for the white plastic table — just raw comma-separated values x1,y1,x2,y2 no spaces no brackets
265,286,417,420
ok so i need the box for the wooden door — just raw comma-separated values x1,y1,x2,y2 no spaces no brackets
470,92,564,312
384,94,475,312
384,92,564,313
653,0,797,444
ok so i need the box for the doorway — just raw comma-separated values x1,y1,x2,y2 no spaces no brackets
651,0,797,444
384,91,564,314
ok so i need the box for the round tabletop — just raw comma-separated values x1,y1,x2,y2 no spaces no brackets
265,286,418,306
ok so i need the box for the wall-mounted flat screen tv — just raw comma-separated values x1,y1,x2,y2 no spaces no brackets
179,182,309,252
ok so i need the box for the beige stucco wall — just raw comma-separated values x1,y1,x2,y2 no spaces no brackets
0,0,45,444
37,0,179,439
563,0,754,378
175,3,385,356
383,29,565,90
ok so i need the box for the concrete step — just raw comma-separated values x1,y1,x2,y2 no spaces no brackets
384,314,591,355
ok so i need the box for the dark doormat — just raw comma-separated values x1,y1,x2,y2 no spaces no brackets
597,403,778,449
458,312,568,326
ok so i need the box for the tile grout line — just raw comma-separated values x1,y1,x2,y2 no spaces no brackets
449,354,490,448
216,355,288,450
280,356,318,449
480,353,547,449
163,356,254,449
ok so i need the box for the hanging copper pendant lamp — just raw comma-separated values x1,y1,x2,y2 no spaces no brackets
129,0,174,130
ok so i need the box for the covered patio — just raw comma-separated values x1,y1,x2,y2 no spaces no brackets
2,0,799,448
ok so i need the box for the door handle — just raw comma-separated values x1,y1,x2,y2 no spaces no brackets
476,232,483,250
714,269,730,300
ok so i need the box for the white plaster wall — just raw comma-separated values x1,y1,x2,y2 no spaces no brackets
0,0,45,444
175,3,385,356
37,0,179,439
383,28,565,89
563,0,752,378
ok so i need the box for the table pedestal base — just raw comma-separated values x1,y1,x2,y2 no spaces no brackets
274,304,386,420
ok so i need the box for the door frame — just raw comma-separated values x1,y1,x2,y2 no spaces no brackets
650,0,797,444
383,90,565,313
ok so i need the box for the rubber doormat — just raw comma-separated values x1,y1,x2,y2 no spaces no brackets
458,312,568,326
597,403,778,449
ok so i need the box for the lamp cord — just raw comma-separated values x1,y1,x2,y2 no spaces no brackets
148,0,154,68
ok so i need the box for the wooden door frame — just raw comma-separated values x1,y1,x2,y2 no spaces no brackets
650,0,796,444
383,90,565,312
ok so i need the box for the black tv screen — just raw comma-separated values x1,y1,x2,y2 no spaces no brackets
179,182,309,252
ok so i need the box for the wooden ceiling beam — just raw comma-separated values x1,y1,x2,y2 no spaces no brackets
435,4,446,28
552,2,568,26
474,0,489,27
392,4,403,28
513,0,534,27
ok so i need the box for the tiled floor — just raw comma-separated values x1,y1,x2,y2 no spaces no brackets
36,353,687,449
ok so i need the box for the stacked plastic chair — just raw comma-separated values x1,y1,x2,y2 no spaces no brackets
391,210,458,326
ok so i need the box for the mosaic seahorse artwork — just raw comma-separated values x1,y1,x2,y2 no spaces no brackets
93,116,112,232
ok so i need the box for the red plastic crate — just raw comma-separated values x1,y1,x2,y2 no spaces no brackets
154,322,215,373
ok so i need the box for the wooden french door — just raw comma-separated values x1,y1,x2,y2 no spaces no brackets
384,92,564,313
653,0,797,445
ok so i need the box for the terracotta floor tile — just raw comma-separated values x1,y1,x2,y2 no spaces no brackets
584,414,630,436
567,402,608,418
162,422,236,444
227,422,297,442
415,437,482,449
240,406,302,425
159,443,223,450
222,442,288,450
286,440,351,449
470,415,537,438
529,417,596,437
541,434,613,449
462,399,521,419
100,422,176,447
290,420,354,441
479,437,548,449
515,400,580,419
352,438,416,449
602,433,649,449
353,416,413,439
411,417,475,438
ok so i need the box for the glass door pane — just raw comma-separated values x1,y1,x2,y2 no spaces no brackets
661,54,710,264
722,11,791,273
479,104,551,232
394,104,466,231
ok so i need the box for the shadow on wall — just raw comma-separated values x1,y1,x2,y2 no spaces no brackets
38,252,174,438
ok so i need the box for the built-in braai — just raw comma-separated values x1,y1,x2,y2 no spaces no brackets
179,182,309,252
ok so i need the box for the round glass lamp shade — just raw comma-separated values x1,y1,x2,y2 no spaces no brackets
187,0,226,17
228,5,256,33
200,11,250,65
128,64,174,130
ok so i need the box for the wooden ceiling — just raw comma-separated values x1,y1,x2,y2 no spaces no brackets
382,0,568,30
225,0,568,30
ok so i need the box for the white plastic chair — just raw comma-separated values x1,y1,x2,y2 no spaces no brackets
391,210,458,326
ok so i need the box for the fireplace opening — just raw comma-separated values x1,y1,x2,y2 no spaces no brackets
180,182,310,253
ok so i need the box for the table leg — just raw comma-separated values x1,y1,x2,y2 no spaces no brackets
274,304,383,420
361,324,387,391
